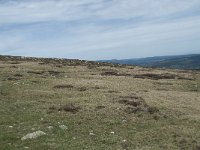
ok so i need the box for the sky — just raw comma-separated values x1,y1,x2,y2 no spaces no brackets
0,0,200,60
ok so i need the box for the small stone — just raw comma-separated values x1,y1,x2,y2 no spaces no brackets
9,126,13,128
21,131,46,141
89,132,95,136
59,125,68,130
110,131,115,134
47,126,53,130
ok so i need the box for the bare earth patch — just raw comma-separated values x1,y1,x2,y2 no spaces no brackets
58,104,81,113
118,95,160,115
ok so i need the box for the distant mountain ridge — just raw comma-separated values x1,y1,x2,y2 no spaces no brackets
100,54,200,70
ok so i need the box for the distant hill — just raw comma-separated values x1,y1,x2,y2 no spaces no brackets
100,54,200,70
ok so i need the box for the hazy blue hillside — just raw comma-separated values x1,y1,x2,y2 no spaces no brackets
100,54,200,70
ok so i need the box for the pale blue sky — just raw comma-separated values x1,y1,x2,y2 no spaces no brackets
0,0,200,60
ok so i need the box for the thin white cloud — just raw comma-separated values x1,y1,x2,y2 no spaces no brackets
0,0,200,59
1,0,200,24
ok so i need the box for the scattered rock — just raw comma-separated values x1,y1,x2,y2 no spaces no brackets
59,125,68,130
89,132,95,136
24,147,29,149
21,131,46,141
47,126,54,130
122,119,127,123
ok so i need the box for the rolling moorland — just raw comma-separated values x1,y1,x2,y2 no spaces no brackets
0,55,200,150
100,54,200,70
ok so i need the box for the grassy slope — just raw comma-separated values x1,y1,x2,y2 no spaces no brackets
0,57,200,150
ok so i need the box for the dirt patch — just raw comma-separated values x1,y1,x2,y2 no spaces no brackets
101,71,131,77
53,84,74,89
47,70,63,76
49,106,57,110
9,61,21,64
47,106,57,114
54,64,63,68
154,82,173,85
58,104,81,113
87,64,98,69
101,71,119,76
107,90,119,93
95,105,106,110
38,62,46,65
133,73,176,80
5,74,23,81
133,73,193,80
93,86,101,89
27,70,45,75
53,85,88,92
146,106,159,114
31,80,41,84
6,77,20,81
194,145,200,150
77,87,87,92
174,136,200,150
118,95,159,116
10,66,18,68
13,74,23,77
27,70,64,77
119,99,142,107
